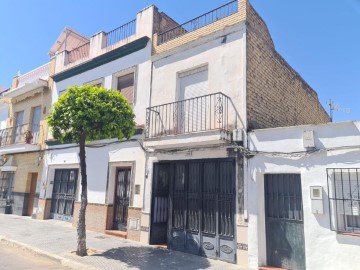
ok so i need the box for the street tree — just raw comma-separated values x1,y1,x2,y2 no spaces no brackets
48,85,135,256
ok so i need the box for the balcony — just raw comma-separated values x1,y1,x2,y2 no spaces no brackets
157,0,238,45
153,0,244,54
64,19,137,67
144,93,233,149
0,123,42,154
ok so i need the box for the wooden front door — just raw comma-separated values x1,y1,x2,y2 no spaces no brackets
27,173,38,216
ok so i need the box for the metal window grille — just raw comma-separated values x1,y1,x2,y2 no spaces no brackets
327,168,360,233
0,172,13,199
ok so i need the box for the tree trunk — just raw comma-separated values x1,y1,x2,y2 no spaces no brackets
77,133,88,256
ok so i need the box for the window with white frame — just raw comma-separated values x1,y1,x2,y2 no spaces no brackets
327,168,360,233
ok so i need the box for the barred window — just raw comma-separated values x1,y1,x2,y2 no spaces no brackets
0,172,12,199
327,168,360,233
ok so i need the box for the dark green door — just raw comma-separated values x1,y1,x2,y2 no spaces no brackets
166,159,236,264
265,174,306,270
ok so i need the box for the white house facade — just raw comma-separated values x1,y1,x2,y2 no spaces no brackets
247,121,360,270
37,6,162,242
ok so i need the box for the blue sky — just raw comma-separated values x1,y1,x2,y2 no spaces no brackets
0,0,359,121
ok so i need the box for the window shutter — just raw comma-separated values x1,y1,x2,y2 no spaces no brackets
179,69,208,100
117,73,134,104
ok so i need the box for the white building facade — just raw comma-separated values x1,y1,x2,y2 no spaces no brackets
247,121,360,270
37,6,163,242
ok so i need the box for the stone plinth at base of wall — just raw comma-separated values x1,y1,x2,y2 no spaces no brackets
72,202,113,232
127,207,142,242
35,198,52,220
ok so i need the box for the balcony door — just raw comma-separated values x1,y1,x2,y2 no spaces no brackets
178,68,208,133
14,111,24,144
31,106,41,144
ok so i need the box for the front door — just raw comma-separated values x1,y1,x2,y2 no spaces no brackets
151,159,236,263
50,169,78,222
265,174,306,270
113,168,131,231
27,173,38,216
150,163,170,244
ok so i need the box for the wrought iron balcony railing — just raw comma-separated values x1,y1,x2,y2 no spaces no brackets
145,92,230,139
0,123,41,147
157,0,238,45
105,19,136,47
67,42,90,64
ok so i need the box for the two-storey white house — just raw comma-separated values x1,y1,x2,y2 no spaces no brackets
38,6,178,243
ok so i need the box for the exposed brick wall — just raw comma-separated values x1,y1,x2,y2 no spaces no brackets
127,207,141,241
72,202,112,232
246,5,330,129
153,8,180,35
36,198,51,220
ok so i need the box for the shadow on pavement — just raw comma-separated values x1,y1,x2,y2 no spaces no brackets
92,246,212,270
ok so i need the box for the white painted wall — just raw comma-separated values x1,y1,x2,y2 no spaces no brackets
53,42,152,125
151,23,247,130
247,121,360,270
41,138,146,207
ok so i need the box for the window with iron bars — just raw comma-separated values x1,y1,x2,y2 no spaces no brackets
0,172,13,199
327,168,360,233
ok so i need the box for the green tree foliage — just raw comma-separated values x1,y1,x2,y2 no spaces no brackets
49,85,135,143
48,85,135,256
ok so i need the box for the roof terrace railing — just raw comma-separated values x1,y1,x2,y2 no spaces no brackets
105,19,136,47
67,42,90,64
17,63,49,88
157,0,238,45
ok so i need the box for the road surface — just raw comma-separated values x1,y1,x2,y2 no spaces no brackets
0,241,70,270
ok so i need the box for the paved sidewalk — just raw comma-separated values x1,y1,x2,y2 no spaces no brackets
0,215,242,270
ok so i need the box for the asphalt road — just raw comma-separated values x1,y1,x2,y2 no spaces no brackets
0,241,70,270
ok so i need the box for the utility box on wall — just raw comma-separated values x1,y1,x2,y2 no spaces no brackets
310,186,324,214
303,130,315,148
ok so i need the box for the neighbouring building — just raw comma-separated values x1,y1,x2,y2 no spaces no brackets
247,121,360,270
37,6,177,242
0,63,51,216
144,0,329,266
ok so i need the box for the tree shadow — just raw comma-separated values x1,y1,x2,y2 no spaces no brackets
92,246,212,270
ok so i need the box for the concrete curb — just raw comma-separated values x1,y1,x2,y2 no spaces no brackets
0,235,99,270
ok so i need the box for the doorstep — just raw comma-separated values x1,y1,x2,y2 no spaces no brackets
259,267,288,270
104,230,127,239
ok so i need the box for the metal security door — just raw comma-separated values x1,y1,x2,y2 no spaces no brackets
265,174,306,270
113,168,131,231
150,163,170,244
167,159,236,263
50,169,78,222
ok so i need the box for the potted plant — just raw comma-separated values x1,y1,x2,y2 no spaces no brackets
25,130,33,144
